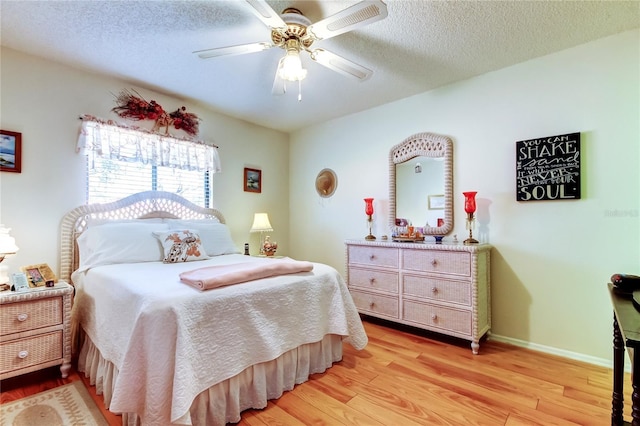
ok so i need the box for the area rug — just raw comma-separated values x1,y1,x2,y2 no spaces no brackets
0,381,108,426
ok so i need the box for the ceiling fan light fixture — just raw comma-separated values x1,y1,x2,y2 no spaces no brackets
277,40,307,82
196,1,389,95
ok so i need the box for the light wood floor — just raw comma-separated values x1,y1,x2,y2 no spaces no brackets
0,319,631,425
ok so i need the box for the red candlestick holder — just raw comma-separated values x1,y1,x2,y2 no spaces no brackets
463,191,479,245
364,198,376,240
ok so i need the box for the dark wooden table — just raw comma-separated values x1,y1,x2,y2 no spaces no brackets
608,283,640,426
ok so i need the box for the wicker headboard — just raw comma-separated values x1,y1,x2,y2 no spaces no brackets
59,191,225,283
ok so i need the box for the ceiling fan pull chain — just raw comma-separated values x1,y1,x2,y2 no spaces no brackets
298,80,302,102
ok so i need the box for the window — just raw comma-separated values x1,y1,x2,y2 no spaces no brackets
86,157,210,206
78,116,219,207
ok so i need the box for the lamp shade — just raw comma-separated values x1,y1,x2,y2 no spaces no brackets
250,213,273,232
0,225,18,255
277,39,307,82
278,51,307,82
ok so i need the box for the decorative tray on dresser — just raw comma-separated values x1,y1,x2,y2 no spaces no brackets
345,239,491,354
0,282,74,379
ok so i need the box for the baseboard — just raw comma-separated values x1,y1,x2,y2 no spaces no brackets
488,333,631,372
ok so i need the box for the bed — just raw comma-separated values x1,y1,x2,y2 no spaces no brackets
60,191,368,426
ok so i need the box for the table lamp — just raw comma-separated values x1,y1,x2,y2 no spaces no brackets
250,213,273,255
0,225,19,285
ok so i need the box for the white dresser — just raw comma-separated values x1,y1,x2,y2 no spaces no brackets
345,239,491,354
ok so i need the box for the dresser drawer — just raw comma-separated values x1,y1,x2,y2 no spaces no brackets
350,289,398,318
402,249,471,276
349,267,399,293
0,298,63,336
0,331,63,374
348,246,399,268
402,275,471,306
403,300,471,335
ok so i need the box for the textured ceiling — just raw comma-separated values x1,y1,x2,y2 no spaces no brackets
1,1,638,133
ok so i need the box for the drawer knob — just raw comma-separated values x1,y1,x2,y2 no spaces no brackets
431,314,438,321
369,302,376,309
369,278,376,285
369,254,375,261
431,259,438,266
17,313,28,322
431,286,438,294
18,350,29,359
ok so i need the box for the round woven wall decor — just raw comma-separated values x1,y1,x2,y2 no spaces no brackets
315,168,337,198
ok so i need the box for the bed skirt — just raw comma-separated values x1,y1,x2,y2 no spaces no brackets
77,332,344,425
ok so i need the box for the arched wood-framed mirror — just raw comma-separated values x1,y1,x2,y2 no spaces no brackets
389,132,453,236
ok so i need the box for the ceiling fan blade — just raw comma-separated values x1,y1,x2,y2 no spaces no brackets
272,59,286,95
306,0,388,41
245,0,287,29
194,42,272,59
310,49,373,81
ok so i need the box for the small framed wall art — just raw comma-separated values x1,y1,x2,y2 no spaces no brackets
428,194,445,210
0,130,22,173
244,167,261,193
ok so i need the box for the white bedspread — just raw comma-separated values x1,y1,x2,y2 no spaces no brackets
71,254,367,425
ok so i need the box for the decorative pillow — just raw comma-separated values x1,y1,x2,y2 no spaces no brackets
77,222,169,271
165,220,240,256
154,230,210,263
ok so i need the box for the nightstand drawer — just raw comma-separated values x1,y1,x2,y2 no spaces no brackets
348,246,399,268
0,331,63,374
348,267,398,293
402,275,471,306
0,297,63,336
403,300,471,335
350,289,398,318
403,249,471,276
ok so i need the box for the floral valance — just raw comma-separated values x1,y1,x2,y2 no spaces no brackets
76,115,221,173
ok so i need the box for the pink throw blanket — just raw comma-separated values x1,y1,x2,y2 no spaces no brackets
179,258,314,290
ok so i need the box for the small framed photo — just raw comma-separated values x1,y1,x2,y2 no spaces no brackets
0,130,22,173
244,168,261,193
11,273,30,292
428,194,445,210
21,263,57,288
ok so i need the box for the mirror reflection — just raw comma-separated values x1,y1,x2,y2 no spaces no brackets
396,157,445,229
389,132,453,236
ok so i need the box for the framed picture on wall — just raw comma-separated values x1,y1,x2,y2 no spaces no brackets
428,194,445,210
0,130,22,173
244,168,261,193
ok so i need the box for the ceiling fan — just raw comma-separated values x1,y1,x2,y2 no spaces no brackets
194,0,388,99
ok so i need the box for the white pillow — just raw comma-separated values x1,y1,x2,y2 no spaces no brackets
77,221,169,271
166,220,240,256
154,230,210,263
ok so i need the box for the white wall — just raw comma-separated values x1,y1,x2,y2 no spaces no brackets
0,47,290,276
289,30,640,363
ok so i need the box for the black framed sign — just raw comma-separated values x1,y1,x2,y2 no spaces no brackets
516,132,581,201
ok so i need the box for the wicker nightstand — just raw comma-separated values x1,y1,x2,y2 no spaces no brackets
0,282,73,379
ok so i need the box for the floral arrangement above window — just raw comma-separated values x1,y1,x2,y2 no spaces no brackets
111,89,200,136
